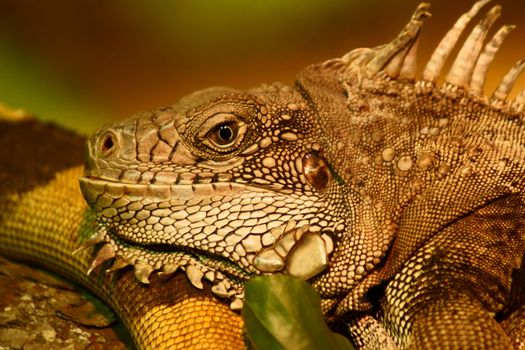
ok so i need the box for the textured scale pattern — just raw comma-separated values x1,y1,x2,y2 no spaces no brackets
2,1,525,349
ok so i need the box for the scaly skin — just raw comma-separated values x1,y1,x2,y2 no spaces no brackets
2,1,525,349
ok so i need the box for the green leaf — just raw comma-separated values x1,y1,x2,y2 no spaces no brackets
243,274,355,350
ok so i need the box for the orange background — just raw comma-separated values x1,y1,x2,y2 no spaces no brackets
0,0,523,133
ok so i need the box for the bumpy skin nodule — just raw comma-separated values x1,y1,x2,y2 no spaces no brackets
2,1,525,349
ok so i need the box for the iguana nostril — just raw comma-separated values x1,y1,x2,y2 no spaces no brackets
99,132,117,156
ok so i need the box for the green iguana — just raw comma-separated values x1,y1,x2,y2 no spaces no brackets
1,1,525,348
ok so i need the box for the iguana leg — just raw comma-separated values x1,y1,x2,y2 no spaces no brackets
380,194,525,349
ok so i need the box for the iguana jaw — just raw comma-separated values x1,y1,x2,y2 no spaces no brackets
79,174,337,308
98,220,251,310
79,174,255,309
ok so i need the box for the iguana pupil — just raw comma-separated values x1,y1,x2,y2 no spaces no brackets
216,124,235,145
219,125,233,141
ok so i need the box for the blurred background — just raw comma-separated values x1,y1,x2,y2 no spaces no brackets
0,0,523,135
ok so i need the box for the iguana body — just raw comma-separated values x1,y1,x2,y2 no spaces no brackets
1,1,525,349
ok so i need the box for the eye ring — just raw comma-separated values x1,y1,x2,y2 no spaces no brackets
197,113,249,154
200,115,247,153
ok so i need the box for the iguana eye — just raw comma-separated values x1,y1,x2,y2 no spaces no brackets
209,123,238,147
199,113,247,153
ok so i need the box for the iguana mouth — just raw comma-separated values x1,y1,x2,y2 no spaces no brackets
78,175,266,308
111,222,252,308
78,175,335,309
102,226,249,309
106,223,253,282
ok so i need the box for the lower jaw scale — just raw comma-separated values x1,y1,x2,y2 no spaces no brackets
81,227,258,311
185,264,205,289
229,297,244,311
253,226,332,281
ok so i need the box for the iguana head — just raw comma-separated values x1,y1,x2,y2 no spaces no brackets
79,0,525,313
79,83,347,308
